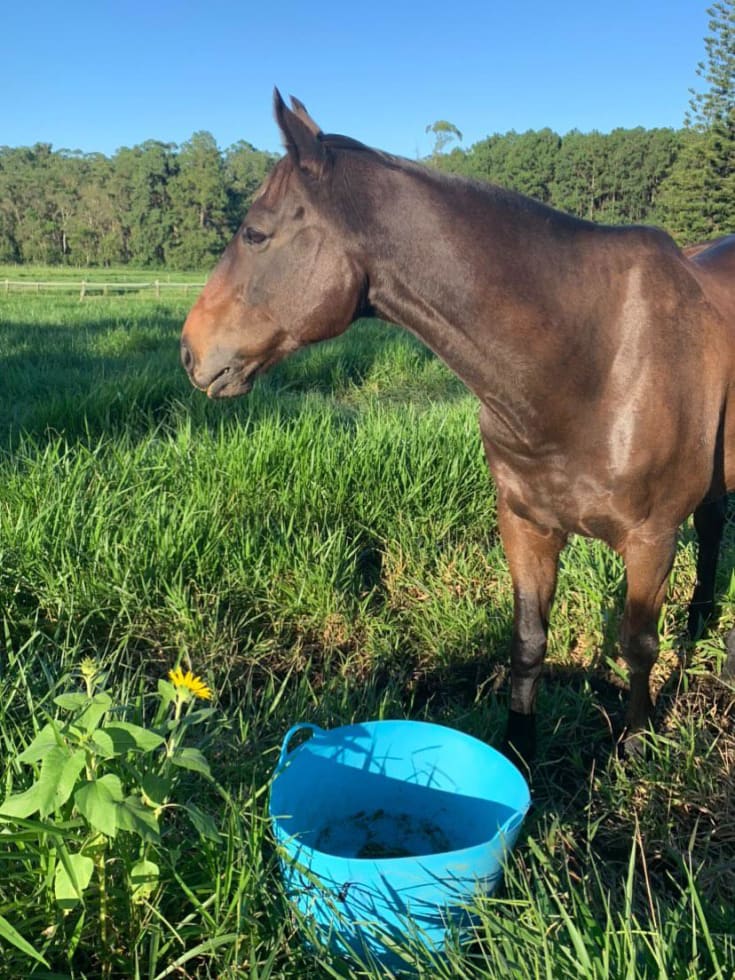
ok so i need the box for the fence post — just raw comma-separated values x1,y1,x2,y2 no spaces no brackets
4,279,8,296
154,279,160,300
80,280,86,301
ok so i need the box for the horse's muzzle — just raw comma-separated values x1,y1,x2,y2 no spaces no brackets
180,339,260,398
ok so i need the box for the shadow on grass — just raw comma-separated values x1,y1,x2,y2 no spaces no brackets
0,311,466,450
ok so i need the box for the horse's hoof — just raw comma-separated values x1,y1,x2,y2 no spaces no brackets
618,725,652,761
503,710,536,768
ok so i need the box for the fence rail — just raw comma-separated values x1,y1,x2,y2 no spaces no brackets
2,279,205,299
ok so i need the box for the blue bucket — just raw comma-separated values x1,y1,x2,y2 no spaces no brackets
269,719,530,968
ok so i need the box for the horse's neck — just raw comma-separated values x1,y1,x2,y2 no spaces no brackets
362,169,588,418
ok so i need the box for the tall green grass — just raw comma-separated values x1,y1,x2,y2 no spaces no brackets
0,290,733,977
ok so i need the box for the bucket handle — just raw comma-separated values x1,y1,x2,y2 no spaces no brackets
499,801,531,842
275,722,324,773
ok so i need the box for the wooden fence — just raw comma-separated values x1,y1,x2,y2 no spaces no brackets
2,279,204,300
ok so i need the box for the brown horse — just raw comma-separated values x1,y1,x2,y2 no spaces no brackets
683,234,735,260
679,235,735,654
181,92,735,761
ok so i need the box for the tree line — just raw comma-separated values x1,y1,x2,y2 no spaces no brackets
0,134,278,270
0,120,731,272
435,123,734,242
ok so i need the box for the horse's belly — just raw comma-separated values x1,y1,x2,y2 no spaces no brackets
488,451,708,550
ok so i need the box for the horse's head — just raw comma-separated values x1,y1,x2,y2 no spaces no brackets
180,91,365,397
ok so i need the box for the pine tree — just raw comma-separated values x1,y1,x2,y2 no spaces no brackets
687,1,735,236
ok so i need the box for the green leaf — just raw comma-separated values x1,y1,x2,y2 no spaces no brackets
90,729,117,758
170,747,212,779
45,747,87,815
17,722,61,764
0,912,50,966
75,774,124,837
0,785,46,819
54,692,88,712
157,678,176,711
141,773,170,807
181,707,216,726
54,853,94,910
103,721,165,753
76,692,112,733
0,745,86,819
66,907,87,959
130,858,159,904
116,795,160,842
186,802,220,842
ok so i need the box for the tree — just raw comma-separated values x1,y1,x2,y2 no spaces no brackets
167,131,229,269
223,142,277,231
9,144,63,264
0,147,24,261
425,120,463,162
67,155,123,266
595,128,679,225
687,0,735,128
549,131,609,220
461,129,559,202
654,129,711,242
110,142,176,266
678,0,735,238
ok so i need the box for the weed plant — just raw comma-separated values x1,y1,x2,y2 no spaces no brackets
0,291,733,977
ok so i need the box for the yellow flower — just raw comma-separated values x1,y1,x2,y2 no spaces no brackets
168,667,213,701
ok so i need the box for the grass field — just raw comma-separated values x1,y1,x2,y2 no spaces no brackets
0,286,733,978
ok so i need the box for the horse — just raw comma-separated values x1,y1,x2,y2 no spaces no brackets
675,235,735,648
683,235,735,260
181,91,735,762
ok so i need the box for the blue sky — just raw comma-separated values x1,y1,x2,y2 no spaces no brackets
3,1,710,159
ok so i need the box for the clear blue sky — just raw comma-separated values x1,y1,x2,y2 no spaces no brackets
3,0,710,159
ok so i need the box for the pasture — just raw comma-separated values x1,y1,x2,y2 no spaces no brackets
0,286,733,977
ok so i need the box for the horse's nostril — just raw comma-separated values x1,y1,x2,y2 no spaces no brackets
181,340,194,373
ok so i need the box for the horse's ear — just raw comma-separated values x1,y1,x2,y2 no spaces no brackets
273,88,328,180
289,95,322,137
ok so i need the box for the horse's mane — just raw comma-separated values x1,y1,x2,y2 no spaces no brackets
274,128,604,239
320,132,406,172
320,130,587,232
320,133,373,153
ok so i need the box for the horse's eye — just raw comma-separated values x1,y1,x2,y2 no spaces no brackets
243,226,267,245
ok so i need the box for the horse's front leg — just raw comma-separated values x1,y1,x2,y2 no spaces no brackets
687,495,727,640
619,529,678,749
496,495,566,764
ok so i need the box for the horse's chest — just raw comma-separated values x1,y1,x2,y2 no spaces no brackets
487,452,635,545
